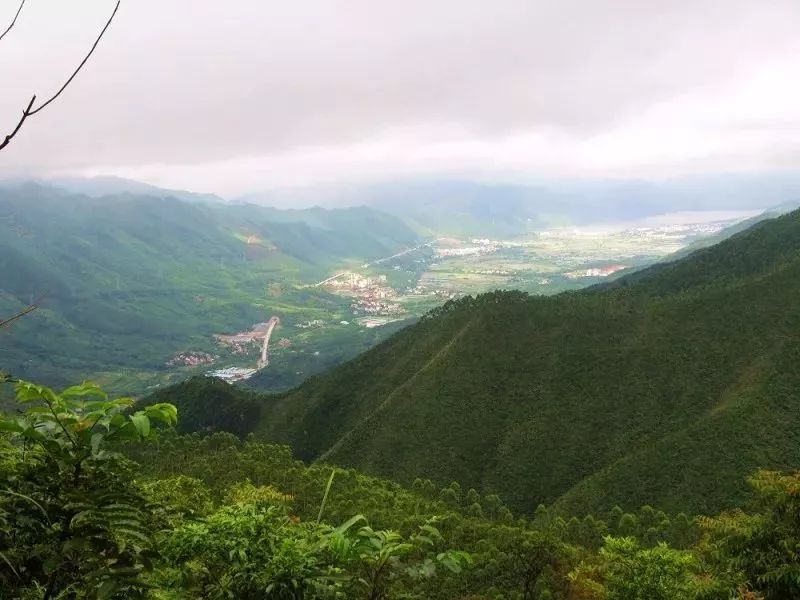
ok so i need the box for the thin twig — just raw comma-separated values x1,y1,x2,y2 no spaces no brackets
0,0,25,43
0,95,34,151
41,394,79,450
29,0,120,116
0,301,38,328
0,1,120,152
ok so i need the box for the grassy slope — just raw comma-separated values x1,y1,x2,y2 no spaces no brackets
250,209,800,516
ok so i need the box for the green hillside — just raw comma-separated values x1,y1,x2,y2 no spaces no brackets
0,183,419,392
238,209,800,516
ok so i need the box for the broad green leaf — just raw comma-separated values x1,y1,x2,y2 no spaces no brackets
129,413,151,439
144,403,178,426
0,419,24,433
21,426,46,442
114,526,152,546
333,514,368,535
61,382,108,401
15,381,58,404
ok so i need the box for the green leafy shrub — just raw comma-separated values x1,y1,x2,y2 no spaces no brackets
161,500,468,600
326,515,471,599
570,536,713,600
700,470,800,599
0,379,177,599
141,475,214,529
162,502,338,599
223,479,294,507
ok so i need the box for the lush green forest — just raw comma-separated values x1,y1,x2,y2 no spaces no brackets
171,208,800,518
4,194,800,598
0,183,419,393
2,377,800,599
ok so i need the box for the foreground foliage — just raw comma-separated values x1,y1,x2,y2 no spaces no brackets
0,378,177,598
0,380,468,598
3,379,800,599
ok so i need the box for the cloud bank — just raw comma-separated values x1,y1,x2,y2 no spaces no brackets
0,0,798,194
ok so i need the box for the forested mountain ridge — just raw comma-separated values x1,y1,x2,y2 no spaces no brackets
244,208,800,516
0,183,419,390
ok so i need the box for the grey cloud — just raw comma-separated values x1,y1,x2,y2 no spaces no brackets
0,0,798,186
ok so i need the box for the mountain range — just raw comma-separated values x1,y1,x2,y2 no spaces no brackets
158,207,800,517
239,173,800,236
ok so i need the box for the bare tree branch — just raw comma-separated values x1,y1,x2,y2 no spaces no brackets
29,1,120,116
0,303,38,329
0,95,35,151
0,0,120,151
0,0,25,44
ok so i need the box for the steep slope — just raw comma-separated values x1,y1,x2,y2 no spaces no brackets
253,209,800,515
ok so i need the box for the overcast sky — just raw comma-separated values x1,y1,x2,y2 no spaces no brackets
0,0,799,196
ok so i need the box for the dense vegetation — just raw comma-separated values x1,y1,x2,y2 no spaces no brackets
191,208,800,517
144,376,263,436
3,377,800,599
0,183,419,393
6,185,800,598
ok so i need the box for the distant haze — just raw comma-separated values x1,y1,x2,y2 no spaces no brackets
0,1,799,197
